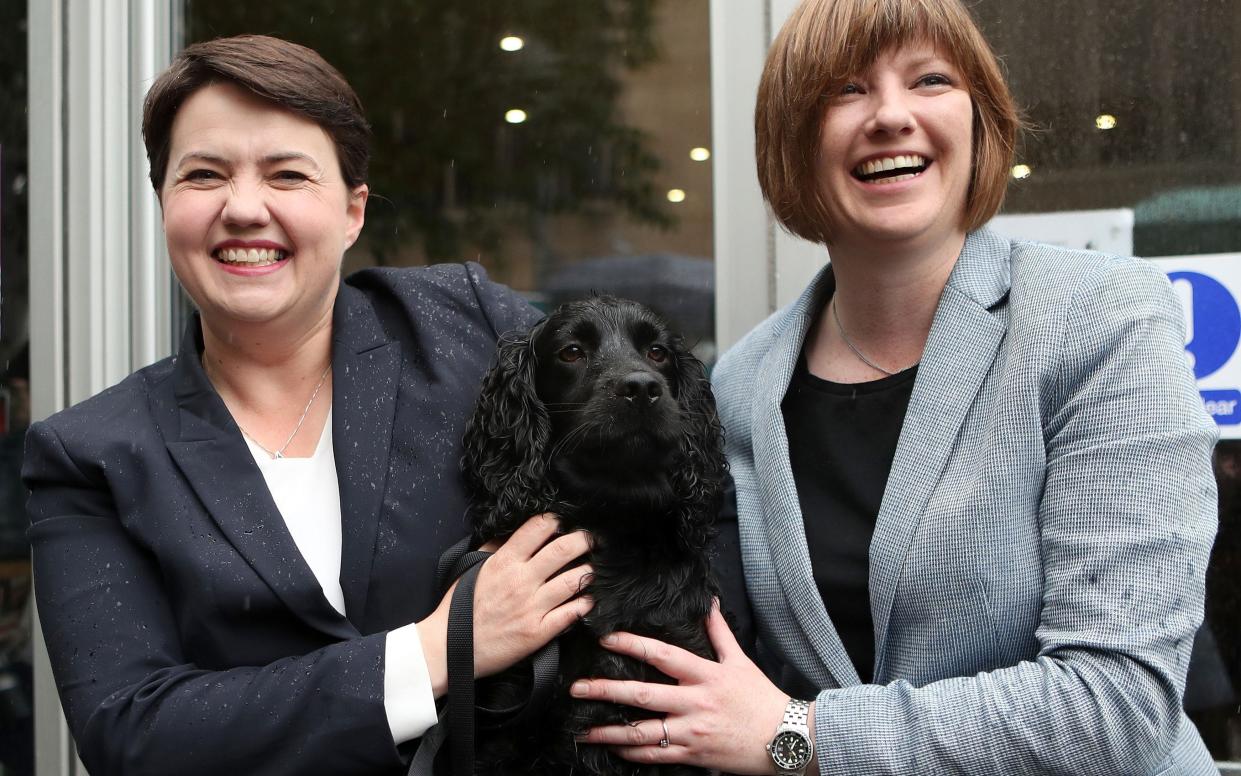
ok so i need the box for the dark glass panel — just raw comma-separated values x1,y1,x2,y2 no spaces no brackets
0,1,33,773
185,0,714,356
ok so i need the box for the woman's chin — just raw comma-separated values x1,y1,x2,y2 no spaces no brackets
199,295,298,328
840,212,963,255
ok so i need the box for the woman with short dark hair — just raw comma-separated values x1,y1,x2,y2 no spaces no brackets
25,35,592,775
572,0,1219,773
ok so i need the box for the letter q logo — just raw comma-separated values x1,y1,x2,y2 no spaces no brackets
1168,271,1241,380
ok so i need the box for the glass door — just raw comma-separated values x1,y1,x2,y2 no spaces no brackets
185,0,717,359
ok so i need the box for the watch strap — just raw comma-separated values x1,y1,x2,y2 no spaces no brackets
769,698,814,776
782,698,811,729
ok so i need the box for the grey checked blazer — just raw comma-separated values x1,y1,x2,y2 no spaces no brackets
713,229,1219,775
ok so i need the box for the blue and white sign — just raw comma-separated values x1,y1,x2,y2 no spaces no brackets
1155,254,1241,437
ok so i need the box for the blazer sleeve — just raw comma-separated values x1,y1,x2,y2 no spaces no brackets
24,420,407,776
809,259,1218,775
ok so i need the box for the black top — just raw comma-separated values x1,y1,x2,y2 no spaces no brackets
781,356,917,683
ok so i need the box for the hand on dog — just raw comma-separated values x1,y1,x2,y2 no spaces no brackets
472,513,595,677
418,513,593,695
570,602,796,775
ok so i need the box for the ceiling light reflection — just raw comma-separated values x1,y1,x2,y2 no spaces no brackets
505,109,528,124
1010,164,1032,180
500,36,524,52
690,147,711,162
1095,114,1117,130
666,189,687,203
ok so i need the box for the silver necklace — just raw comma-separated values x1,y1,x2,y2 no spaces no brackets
830,300,914,377
235,363,332,459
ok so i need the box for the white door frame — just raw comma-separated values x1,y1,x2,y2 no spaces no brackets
710,0,826,352
27,1,177,772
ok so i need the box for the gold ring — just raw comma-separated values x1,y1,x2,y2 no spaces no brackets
659,718,670,748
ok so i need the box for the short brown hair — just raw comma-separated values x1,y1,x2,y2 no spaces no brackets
142,35,371,194
755,0,1020,245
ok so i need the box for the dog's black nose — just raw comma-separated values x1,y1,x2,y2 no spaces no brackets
616,372,663,404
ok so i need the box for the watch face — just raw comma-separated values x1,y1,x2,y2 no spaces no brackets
770,730,813,769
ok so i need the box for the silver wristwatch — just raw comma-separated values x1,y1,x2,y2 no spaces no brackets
767,698,814,776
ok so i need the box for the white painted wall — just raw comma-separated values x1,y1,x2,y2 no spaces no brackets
711,0,826,352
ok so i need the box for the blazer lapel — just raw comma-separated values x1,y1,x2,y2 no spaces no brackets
751,266,864,689
870,229,1012,671
331,284,400,627
159,318,359,641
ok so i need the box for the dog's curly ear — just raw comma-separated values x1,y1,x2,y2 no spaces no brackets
670,341,729,552
462,326,555,542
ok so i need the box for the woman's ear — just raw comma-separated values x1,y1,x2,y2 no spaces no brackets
345,184,368,247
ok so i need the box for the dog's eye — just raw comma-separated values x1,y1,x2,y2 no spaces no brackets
647,345,668,363
558,345,584,363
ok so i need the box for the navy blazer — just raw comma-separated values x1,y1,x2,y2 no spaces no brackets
24,264,540,776
714,230,1220,775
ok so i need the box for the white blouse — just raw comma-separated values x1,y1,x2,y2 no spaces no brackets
245,410,438,743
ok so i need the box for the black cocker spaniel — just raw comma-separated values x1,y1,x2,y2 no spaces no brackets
461,295,728,776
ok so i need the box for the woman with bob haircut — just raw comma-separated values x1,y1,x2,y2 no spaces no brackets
572,0,1219,773
23,35,594,775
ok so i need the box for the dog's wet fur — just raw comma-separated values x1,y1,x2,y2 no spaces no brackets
461,296,728,776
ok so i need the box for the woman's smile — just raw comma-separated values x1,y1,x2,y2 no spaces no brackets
851,153,931,185
211,239,292,274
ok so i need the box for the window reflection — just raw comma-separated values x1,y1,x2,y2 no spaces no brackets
978,0,1241,256
186,0,714,357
